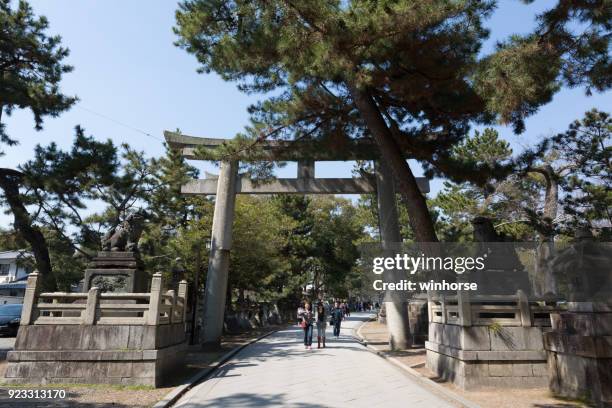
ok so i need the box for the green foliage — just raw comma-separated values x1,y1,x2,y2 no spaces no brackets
432,128,538,241
140,192,366,304
0,0,76,151
132,145,213,283
272,195,366,300
476,36,561,133
308,196,364,297
45,230,85,291
475,2,611,132
93,146,159,226
452,128,512,165
19,126,119,251
431,110,611,240
554,109,611,230
173,0,611,242
149,144,202,228
1,129,169,288
174,0,524,187
0,228,26,250
140,208,213,286
0,128,126,287
173,0,608,185
230,196,295,300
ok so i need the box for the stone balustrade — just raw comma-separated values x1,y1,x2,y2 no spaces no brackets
428,290,561,328
20,271,188,326
5,271,189,387
426,290,564,389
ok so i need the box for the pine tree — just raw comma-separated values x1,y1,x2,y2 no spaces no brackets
174,1,608,242
551,109,611,231
149,144,201,229
476,1,611,132
174,1,498,242
0,0,76,151
432,128,538,241
0,128,118,289
0,0,76,289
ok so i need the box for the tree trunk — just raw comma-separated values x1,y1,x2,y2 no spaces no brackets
348,84,438,242
375,160,412,350
541,165,558,224
531,165,558,295
0,168,56,290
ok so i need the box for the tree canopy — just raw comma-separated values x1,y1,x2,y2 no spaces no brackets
174,0,610,242
551,109,611,231
0,0,76,151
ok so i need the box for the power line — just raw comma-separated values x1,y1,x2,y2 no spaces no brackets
76,105,163,142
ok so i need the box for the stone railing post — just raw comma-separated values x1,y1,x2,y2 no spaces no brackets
167,289,177,323
147,272,163,325
82,287,100,325
20,271,40,325
427,292,435,323
458,290,472,327
440,294,447,324
177,280,188,323
517,289,532,327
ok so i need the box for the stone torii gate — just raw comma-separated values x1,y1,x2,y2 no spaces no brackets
165,131,430,349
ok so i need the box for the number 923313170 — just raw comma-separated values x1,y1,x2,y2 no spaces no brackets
8,389,66,399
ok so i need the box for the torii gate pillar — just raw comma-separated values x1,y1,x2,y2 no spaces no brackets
375,160,411,350
201,160,238,348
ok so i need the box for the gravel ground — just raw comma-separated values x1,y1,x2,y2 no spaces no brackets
0,383,169,407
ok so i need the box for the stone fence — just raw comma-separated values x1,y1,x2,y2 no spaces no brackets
5,272,188,387
428,290,559,328
20,271,187,326
426,290,563,389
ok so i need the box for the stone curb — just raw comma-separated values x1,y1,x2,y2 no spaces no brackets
153,328,281,408
352,318,481,408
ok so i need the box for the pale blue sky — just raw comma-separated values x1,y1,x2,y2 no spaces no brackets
1,0,610,228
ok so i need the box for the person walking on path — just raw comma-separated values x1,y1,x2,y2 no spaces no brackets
299,302,315,349
315,301,327,348
331,301,343,339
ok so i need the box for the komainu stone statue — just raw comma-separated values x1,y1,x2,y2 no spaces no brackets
101,210,147,252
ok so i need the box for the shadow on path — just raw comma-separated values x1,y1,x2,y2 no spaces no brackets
176,392,322,408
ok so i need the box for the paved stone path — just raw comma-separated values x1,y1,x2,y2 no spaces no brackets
174,312,454,408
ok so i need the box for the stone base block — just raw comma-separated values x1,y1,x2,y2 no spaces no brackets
4,344,185,387
426,349,547,389
546,349,612,405
426,322,548,390
4,345,185,387
544,311,612,406
5,323,186,387
83,251,147,292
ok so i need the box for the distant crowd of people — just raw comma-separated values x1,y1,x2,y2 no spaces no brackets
296,300,378,350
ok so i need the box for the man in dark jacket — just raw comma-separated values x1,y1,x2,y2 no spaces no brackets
331,301,343,338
